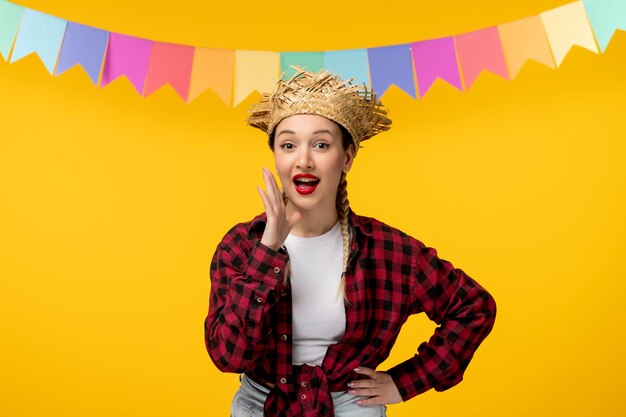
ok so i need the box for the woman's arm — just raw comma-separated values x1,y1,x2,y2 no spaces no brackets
204,229,288,373
385,240,497,401
205,167,301,373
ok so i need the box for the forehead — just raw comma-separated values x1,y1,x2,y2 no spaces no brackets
274,114,340,136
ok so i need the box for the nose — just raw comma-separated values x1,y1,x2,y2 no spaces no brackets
295,147,313,169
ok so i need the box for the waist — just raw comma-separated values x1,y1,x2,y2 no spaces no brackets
245,366,350,393
245,372,275,390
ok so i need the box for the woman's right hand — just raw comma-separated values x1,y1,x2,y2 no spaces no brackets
257,167,302,251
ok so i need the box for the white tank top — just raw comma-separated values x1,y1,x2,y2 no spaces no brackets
284,221,346,366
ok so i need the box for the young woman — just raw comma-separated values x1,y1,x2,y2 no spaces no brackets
204,67,497,417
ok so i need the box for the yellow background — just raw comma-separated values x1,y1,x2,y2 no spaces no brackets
1,0,625,416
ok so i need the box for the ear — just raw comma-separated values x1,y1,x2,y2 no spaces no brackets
343,144,355,174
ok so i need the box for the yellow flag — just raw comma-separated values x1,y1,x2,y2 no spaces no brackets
234,50,280,107
541,1,599,67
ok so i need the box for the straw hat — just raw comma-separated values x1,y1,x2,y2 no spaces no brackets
246,65,392,154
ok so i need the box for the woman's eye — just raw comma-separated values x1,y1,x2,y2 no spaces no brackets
315,142,329,149
280,143,294,150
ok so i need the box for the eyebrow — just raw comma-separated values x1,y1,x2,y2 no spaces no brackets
276,129,335,138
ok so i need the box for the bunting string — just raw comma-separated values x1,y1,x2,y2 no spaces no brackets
0,0,624,107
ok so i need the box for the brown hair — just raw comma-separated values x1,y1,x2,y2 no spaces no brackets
269,123,354,302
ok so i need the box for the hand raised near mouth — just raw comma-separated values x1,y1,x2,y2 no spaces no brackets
257,167,302,251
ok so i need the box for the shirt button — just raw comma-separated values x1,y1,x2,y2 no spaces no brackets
274,266,281,274
280,290,287,297
301,394,307,400
301,381,307,387
280,377,287,384
256,297,262,303
280,334,287,341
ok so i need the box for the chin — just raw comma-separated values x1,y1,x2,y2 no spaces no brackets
287,198,318,212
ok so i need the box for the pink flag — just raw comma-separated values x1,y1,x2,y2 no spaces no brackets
454,27,510,89
100,33,153,94
143,42,195,101
411,37,462,97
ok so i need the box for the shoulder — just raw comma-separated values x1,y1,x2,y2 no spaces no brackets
350,209,424,253
350,209,415,240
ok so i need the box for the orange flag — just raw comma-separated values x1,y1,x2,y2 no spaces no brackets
498,15,556,79
188,48,235,105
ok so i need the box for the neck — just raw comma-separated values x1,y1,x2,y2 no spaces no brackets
286,201,339,238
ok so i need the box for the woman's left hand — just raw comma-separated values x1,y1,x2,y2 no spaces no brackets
347,367,403,406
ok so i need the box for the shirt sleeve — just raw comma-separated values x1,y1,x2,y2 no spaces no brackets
204,227,288,373
385,239,497,401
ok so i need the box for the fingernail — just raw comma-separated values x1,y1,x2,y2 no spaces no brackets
347,382,354,387
353,368,360,372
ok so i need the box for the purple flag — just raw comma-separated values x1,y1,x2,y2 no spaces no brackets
56,22,109,84
367,44,416,98
411,37,463,97
100,33,153,94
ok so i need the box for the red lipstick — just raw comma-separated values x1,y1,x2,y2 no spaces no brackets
293,174,320,195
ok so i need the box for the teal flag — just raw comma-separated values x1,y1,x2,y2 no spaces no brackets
280,52,324,79
583,0,626,52
0,0,25,60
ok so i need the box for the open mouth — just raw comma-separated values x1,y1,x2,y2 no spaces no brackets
293,174,320,195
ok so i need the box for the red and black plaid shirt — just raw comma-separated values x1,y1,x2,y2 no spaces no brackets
205,209,496,416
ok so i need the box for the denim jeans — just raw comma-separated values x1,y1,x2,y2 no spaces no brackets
231,374,387,417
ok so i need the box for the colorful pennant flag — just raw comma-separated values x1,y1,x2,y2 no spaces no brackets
0,0,24,60
583,0,626,52
367,44,416,98
234,50,279,107
411,37,462,98
0,0,623,106
144,41,195,101
188,48,235,106
498,16,555,79
324,49,369,87
541,1,599,67
55,22,109,84
10,8,67,74
280,52,324,79
100,33,153,94
455,26,510,89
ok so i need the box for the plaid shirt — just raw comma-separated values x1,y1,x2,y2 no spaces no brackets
205,209,496,416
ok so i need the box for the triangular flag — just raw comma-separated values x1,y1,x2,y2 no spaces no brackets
188,48,235,106
143,41,195,101
411,37,462,98
541,1,599,67
10,9,67,74
455,26,510,89
100,33,153,95
233,50,279,107
367,44,416,98
0,0,24,60
498,15,556,78
280,52,324,78
55,22,109,85
324,49,369,86
582,0,626,52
